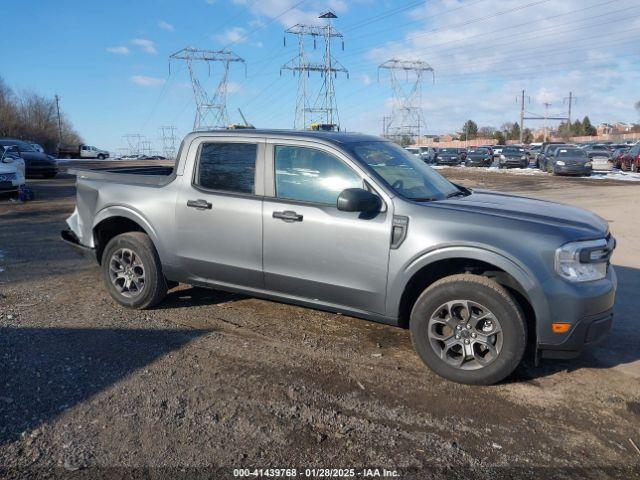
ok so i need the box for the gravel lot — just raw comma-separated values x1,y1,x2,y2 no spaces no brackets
1,162,639,479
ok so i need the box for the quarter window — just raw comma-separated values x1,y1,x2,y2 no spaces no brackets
274,145,362,205
196,142,257,194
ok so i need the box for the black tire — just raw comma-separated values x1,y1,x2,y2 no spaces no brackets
410,274,527,385
101,232,167,309
97,154,105,160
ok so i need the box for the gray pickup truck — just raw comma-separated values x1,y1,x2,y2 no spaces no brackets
62,130,617,385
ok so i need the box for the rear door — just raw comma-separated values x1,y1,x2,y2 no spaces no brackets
175,137,265,289
262,141,392,315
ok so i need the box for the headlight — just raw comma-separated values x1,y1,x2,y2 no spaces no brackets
556,160,565,166
500,154,505,161
555,239,611,282
585,162,592,167
521,155,527,160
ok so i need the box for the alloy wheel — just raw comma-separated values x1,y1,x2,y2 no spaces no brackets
427,299,503,370
109,248,145,298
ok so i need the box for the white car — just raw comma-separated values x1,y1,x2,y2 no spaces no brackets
0,147,26,195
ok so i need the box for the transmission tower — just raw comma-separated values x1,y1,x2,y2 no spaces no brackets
169,47,246,130
159,126,178,159
378,59,434,143
123,134,144,156
281,11,348,130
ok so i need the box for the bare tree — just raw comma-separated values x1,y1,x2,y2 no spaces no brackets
0,77,82,153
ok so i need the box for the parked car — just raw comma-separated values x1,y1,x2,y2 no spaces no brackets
610,147,629,169
58,144,110,160
499,146,528,169
436,148,465,166
528,145,542,165
0,146,26,195
0,138,58,178
464,147,493,167
28,142,46,153
62,129,617,385
404,147,421,158
545,147,592,176
585,150,613,172
538,143,573,171
619,144,640,172
419,146,437,163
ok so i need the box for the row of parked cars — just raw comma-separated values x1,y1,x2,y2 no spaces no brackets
405,141,640,176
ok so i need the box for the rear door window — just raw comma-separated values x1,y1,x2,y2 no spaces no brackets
195,142,257,194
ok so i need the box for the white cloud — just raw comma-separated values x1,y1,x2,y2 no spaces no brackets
131,38,157,54
224,81,243,94
130,75,165,87
360,0,640,133
158,20,174,32
106,46,130,55
214,26,247,44
360,74,372,86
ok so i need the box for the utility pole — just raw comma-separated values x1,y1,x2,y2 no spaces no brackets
563,91,576,127
543,103,551,142
169,47,246,130
54,94,63,145
281,10,348,130
516,90,530,143
378,59,434,144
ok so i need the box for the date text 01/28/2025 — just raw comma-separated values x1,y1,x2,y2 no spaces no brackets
232,467,400,477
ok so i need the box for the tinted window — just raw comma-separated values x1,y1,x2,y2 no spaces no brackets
274,145,362,205
557,149,586,158
196,143,257,194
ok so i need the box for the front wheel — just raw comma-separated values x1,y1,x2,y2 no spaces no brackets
632,163,639,173
410,274,527,385
101,232,167,309
97,154,106,160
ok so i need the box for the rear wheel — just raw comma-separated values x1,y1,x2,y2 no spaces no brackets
632,163,638,173
410,274,527,385
101,232,167,309
97,154,106,160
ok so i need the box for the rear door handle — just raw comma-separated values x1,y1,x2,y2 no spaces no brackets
187,199,212,210
272,210,303,222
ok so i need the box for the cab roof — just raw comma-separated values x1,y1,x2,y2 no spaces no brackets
187,129,385,146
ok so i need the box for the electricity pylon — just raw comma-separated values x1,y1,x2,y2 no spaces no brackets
159,125,178,159
169,47,246,130
378,59,434,143
123,134,144,156
281,11,348,130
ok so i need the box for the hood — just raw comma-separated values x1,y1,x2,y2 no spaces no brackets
503,152,524,159
429,190,608,239
467,153,490,159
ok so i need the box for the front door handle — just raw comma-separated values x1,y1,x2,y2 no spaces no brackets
187,199,212,210
272,210,303,222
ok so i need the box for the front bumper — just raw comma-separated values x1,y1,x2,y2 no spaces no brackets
554,164,592,175
538,265,616,359
500,158,527,168
61,228,97,260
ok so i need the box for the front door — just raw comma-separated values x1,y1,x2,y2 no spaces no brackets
262,143,392,315
175,140,264,289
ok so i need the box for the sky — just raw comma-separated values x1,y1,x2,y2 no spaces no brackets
1,0,639,153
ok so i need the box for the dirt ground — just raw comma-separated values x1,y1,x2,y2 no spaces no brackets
0,163,639,479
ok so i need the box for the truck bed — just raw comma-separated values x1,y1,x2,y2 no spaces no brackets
68,165,175,186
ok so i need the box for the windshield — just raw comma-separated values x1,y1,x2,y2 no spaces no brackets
558,148,587,158
439,148,459,154
348,141,460,201
468,148,489,154
0,139,36,152
502,147,524,154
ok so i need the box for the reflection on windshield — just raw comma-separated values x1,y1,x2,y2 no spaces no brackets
348,141,461,201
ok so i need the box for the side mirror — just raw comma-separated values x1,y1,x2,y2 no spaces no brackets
337,188,382,214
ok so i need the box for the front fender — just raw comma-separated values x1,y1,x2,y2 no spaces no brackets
387,245,550,339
